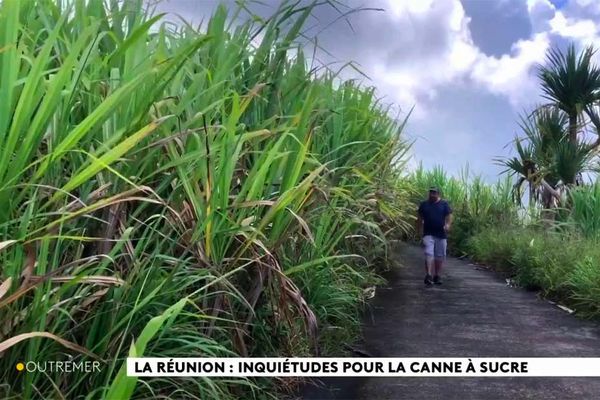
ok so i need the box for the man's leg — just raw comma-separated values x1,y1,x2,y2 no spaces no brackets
434,258,443,276
433,238,447,284
427,257,435,276
423,236,435,284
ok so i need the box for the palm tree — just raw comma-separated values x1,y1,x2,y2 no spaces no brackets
537,44,600,150
501,43,600,225
499,108,595,213
501,44,600,191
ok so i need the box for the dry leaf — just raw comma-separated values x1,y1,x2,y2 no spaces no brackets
0,331,100,360
29,276,125,286
19,244,37,289
0,278,12,300
0,240,16,252
80,287,110,309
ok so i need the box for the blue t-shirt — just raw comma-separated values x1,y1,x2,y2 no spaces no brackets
418,200,452,239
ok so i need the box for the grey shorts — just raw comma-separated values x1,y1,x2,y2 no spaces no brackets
423,235,447,259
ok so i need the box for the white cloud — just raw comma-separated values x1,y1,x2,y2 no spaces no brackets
527,0,556,32
528,0,600,63
369,0,547,112
154,0,600,122
549,12,598,39
362,0,480,119
372,0,600,114
471,33,550,107
570,0,600,15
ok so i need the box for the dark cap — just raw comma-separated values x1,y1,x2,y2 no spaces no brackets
428,186,439,193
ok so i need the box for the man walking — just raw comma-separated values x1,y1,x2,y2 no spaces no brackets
416,187,453,285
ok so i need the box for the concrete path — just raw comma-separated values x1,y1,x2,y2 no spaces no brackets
300,243,600,400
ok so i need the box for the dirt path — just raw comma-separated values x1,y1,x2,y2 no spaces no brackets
300,243,600,399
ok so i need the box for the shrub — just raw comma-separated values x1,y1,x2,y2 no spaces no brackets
468,226,600,314
568,181,600,240
467,227,521,273
567,249,600,316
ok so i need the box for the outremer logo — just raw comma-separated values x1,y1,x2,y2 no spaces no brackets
127,357,600,377
16,361,101,373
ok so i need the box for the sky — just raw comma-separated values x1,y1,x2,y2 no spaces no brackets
153,0,600,181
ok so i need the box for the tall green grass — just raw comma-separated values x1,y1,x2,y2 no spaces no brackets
468,226,600,316
568,180,600,240
0,1,412,399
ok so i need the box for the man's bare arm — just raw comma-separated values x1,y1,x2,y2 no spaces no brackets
444,213,453,231
416,212,423,237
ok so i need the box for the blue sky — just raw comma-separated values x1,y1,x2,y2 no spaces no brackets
154,0,600,181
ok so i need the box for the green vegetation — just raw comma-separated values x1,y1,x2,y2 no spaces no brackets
407,44,600,322
4,0,600,398
0,1,412,399
468,226,600,316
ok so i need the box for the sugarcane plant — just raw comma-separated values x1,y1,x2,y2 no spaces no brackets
0,0,412,399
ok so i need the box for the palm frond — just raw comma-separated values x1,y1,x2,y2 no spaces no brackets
537,44,600,116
